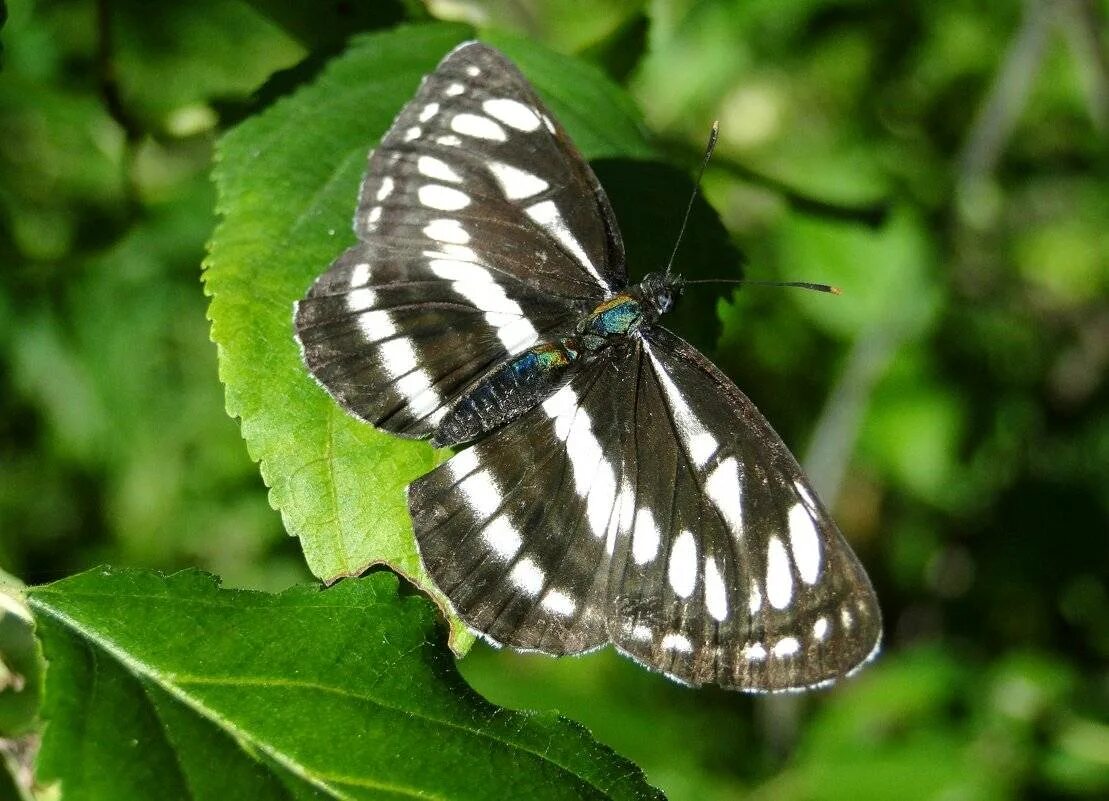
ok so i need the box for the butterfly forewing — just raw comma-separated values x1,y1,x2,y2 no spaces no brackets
409,327,881,692
295,42,625,438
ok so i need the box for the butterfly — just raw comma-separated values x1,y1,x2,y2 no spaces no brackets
294,41,881,692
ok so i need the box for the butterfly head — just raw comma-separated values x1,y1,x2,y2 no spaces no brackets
638,271,684,319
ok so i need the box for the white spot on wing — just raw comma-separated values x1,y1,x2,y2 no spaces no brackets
617,479,635,532
813,616,829,641
446,447,479,481
661,632,693,653
609,478,634,556
645,345,717,467
367,206,382,224
630,624,653,642
509,558,544,595
356,310,395,341
404,126,421,141
418,184,470,211
417,155,462,183
451,113,506,141
794,480,819,514
632,507,660,564
668,530,698,598
349,262,371,287
423,218,470,245
562,406,602,493
766,536,794,609
482,98,541,131
705,456,743,533
788,501,821,585
426,255,539,352
748,582,762,615
445,82,464,96
545,392,619,538
436,134,462,147
375,177,394,201
422,240,477,265
542,385,578,440
483,514,522,560
525,200,607,288
772,636,800,657
345,287,376,312
458,469,501,518
742,642,767,661
465,65,480,77
382,336,441,418
489,162,549,199
704,556,728,621
418,102,439,122
541,589,576,616
586,462,617,539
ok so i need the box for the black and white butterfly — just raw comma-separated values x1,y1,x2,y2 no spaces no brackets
294,41,881,692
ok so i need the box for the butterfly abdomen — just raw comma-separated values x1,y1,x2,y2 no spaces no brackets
432,338,582,447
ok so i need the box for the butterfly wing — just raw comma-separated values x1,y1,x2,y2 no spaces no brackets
295,42,626,439
409,329,881,692
611,328,881,690
409,353,632,656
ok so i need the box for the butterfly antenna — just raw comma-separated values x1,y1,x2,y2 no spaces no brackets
664,121,720,277
684,278,842,295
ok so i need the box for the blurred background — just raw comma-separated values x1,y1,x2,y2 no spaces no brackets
0,0,1106,798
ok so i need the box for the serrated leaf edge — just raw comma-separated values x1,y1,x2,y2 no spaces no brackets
27,574,648,800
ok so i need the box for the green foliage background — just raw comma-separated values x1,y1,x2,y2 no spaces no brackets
1,0,1106,799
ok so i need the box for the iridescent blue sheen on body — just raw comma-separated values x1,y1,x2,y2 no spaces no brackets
433,338,579,446
580,294,644,340
509,339,575,380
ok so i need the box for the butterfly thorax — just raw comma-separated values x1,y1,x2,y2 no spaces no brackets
576,271,682,341
431,273,683,448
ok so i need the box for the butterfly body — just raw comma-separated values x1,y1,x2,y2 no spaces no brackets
433,272,680,447
294,41,881,692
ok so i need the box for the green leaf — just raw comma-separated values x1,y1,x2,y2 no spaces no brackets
205,23,657,642
28,567,662,801
112,0,305,131
773,207,939,343
241,0,415,51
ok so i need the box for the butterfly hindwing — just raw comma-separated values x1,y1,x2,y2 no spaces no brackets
409,354,631,655
409,328,881,692
612,328,881,690
295,42,626,439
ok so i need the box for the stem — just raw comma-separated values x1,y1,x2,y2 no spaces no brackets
957,0,1052,184
1057,0,1109,134
96,0,141,143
